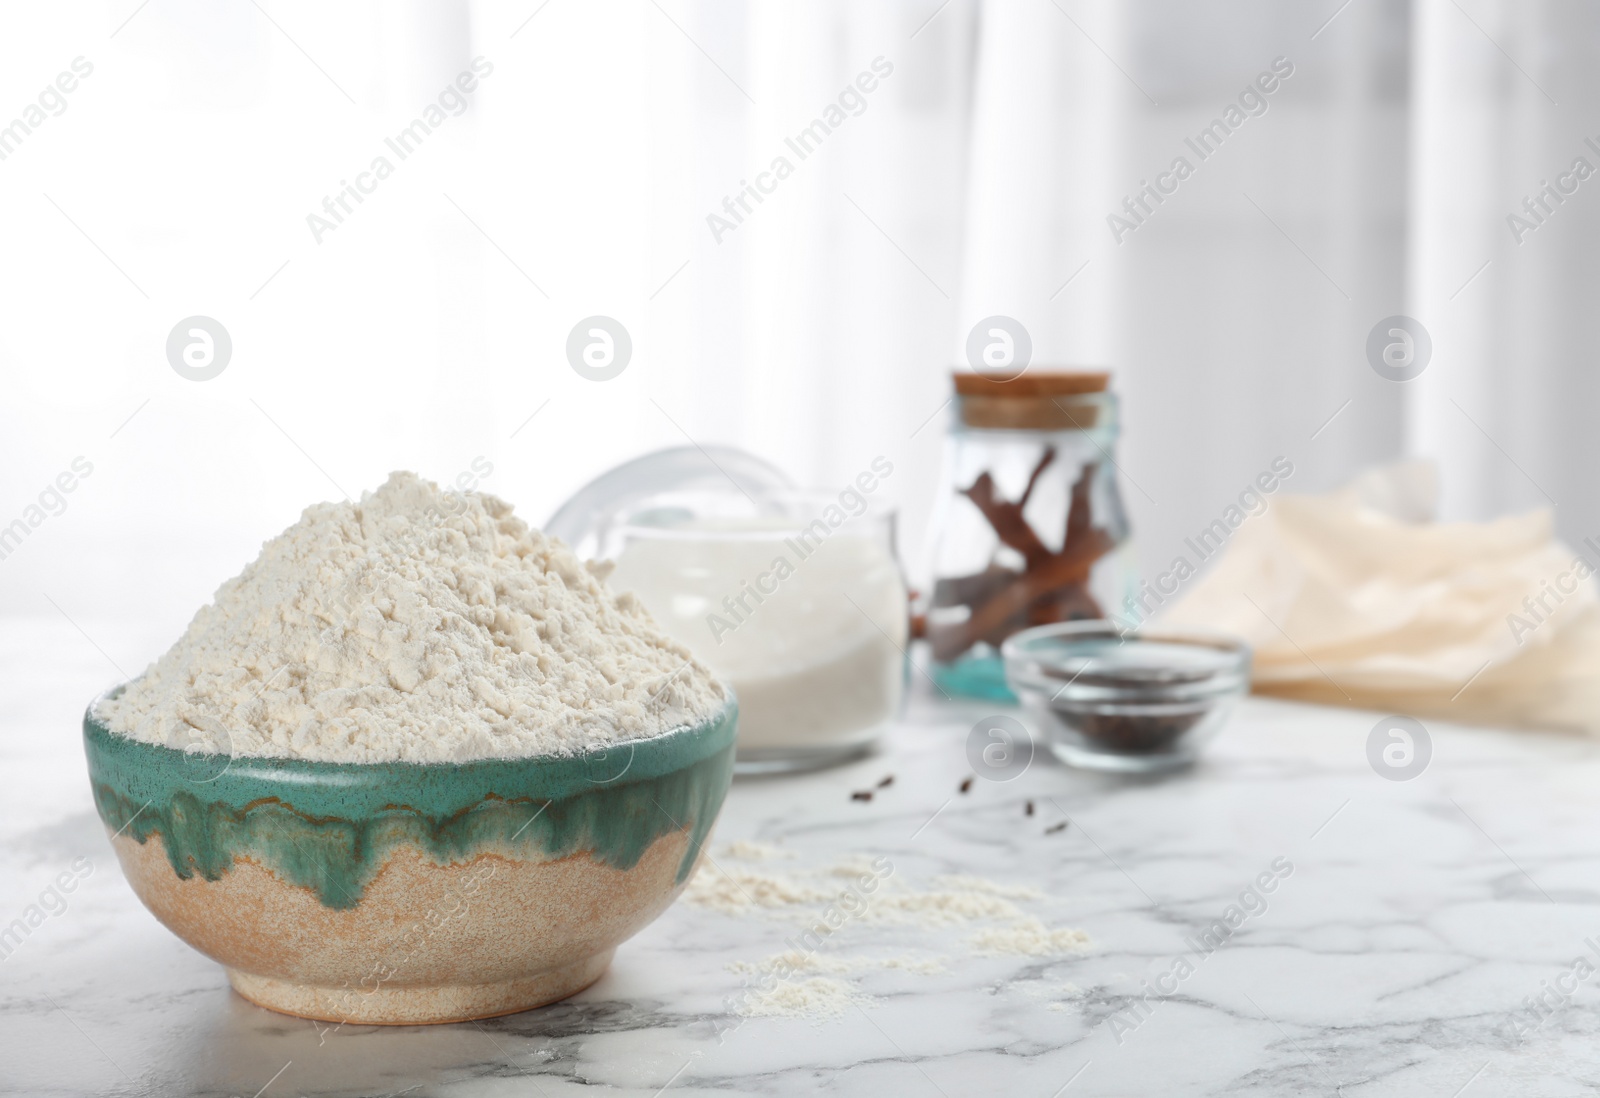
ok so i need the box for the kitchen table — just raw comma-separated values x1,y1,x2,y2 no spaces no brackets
3,618,1596,1096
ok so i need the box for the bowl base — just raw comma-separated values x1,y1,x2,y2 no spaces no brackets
226,948,615,1025
1047,742,1197,773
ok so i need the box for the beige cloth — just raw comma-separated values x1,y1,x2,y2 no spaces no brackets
1161,462,1600,732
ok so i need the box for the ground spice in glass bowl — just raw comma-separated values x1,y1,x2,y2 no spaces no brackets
1001,622,1250,772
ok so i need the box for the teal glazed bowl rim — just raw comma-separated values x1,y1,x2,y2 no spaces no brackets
83,686,738,909
84,687,737,812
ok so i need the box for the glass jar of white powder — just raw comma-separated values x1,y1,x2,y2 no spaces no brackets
546,448,908,774
605,488,907,773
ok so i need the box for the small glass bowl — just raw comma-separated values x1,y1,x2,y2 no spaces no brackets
1001,622,1250,773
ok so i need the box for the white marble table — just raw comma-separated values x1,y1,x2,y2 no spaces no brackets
5,616,1600,1097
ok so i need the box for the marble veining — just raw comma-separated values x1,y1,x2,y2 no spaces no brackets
6,619,1600,1095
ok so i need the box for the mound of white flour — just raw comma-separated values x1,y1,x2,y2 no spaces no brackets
96,472,726,763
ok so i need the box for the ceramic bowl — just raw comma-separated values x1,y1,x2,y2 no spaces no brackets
83,691,737,1025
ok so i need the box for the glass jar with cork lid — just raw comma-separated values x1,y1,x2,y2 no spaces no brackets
920,370,1134,700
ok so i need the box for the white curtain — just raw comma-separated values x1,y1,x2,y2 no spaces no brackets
1410,0,1600,531
638,0,1595,582
2,0,1593,627
613,0,1417,583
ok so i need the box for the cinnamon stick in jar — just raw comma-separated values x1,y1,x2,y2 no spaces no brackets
926,370,1127,669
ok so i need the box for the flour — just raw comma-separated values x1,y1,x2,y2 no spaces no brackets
693,850,1091,1020
1014,977,1086,1013
608,523,906,753
96,472,726,763
720,840,795,862
728,952,947,1021
739,976,860,1020
684,854,1082,939
972,918,1092,957
870,888,1032,928
933,875,1044,900
684,864,838,914
730,951,947,979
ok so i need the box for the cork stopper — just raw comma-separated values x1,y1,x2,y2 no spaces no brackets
952,370,1110,398
953,370,1112,430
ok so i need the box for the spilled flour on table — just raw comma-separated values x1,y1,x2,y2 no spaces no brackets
721,839,796,862
685,864,835,913
739,976,859,1019
934,874,1045,900
728,952,950,1019
730,951,949,980
973,917,1092,957
687,843,1089,1021
1013,976,1087,1013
